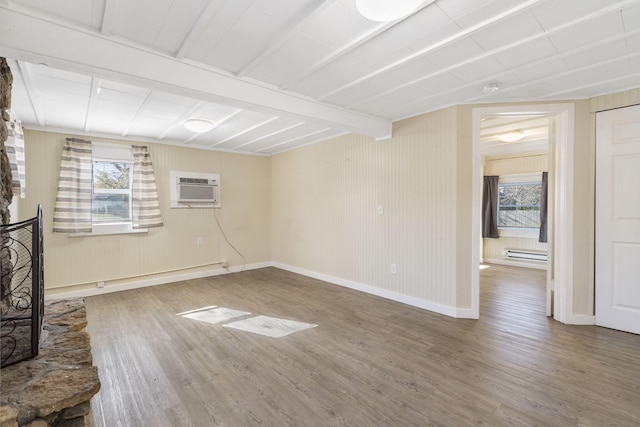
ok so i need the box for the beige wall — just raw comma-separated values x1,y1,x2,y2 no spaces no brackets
482,153,549,264
17,87,640,318
18,130,271,295
271,88,639,319
272,107,466,313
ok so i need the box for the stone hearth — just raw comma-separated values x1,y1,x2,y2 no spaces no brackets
0,298,100,427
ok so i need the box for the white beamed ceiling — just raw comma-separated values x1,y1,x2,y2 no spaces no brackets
1,0,639,155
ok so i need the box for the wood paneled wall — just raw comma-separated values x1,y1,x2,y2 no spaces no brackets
17,130,271,295
272,107,465,314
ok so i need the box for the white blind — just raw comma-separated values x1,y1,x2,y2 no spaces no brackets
498,172,543,184
91,142,134,162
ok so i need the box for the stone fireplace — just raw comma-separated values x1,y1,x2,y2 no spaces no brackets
0,298,101,427
1,206,44,367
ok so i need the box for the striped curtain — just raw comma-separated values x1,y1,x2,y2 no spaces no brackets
131,145,163,228
5,110,25,197
52,138,93,233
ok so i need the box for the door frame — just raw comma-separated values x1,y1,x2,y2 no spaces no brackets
471,103,575,323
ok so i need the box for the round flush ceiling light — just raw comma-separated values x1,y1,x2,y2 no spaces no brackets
356,0,422,22
497,131,526,143
482,83,500,94
183,118,215,133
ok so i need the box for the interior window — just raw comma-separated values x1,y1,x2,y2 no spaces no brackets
497,181,542,228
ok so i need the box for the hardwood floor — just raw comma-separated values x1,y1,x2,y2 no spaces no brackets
84,265,640,426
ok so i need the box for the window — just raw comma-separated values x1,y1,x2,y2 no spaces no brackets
53,138,163,235
92,161,133,223
497,181,542,228
88,142,141,235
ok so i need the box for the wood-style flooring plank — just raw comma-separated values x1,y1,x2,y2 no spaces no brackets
84,265,640,426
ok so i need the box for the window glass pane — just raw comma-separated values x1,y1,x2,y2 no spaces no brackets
92,161,132,223
93,161,131,190
498,182,541,228
92,193,131,222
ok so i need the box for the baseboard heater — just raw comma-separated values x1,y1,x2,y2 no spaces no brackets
503,249,548,262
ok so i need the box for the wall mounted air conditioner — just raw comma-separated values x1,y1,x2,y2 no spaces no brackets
177,177,218,204
170,171,220,208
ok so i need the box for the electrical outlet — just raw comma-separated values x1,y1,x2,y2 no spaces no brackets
377,204,384,215
196,237,203,246
390,264,397,274
97,281,105,288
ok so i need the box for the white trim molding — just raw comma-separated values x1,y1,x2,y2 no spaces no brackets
44,262,271,300
272,262,464,318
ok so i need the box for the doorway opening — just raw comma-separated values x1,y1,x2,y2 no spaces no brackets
471,103,575,323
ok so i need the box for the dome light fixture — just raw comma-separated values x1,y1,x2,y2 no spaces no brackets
356,0,422,22
482,83,500,94
497,131,526,143
183,118,215,133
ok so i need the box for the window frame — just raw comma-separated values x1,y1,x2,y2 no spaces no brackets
91,159,134,225
71,142,147,237
496,174,543,238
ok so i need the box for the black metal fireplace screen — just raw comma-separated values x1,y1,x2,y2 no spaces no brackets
1,205,44,367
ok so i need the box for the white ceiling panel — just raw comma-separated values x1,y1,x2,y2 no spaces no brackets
355,85,436,117
513,57,570,82
435,0,496,22
426,38,486,68
450,57,505,84
238,122,324,151
444,0,526,29
112,0,177,49
246,33,335,87
385,4,458,51
290,54,376,99
622,3,640,29
491,38,558,69
471,11,544,51
562,39,630,69
531,0,623,31
571,58,633,86
302,1,373,47
627,31,640,51
214,116,301,150
549,12,625,52
205,8,284,72
323,72,408,107
348,31,415,69
511,74,582,99
185,1,252,61
14,0,104,29
260,128,342,154
412,73,466,97
1,0,639,155
152,0,212,53
380,58,442,87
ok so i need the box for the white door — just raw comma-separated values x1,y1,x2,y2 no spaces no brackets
595,104,640,334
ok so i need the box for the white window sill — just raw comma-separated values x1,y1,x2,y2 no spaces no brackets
498,227,540,239
70,223,148,237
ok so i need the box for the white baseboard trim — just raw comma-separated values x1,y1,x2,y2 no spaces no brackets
44,262,271,300
456,307,479,319
483,258,547,271
272,262,461,318
570,314,595,325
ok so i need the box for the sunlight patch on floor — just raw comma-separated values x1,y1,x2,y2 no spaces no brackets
179,307,251,324
223,315,317,338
